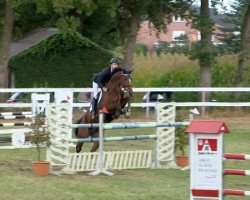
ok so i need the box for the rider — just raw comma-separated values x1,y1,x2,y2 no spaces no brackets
90,57,120,117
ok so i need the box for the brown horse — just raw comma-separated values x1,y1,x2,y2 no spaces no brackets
75,67,133,153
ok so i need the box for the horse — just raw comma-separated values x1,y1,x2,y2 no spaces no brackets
75,67,133,153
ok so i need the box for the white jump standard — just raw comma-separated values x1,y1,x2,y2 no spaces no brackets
46,103,186,174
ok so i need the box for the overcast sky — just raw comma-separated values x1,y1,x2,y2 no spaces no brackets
194,0,235,12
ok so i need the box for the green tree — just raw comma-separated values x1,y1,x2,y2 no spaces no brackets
0,1,14,92
82,0,121,50
117,0,191,68
0,0,98,93
233,1,250,101
197,0,213,94
190,0,225,103
221,0,250,100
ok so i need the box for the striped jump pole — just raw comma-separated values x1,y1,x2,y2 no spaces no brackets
224,153,250,160
0,122,32,127
0,111,33,116
224,169,250,176
71,121,190,129
224,189,250,196
70,134,157,143
0,114,34,119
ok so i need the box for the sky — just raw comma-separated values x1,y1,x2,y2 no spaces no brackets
217,0,235,12
194,0,236,12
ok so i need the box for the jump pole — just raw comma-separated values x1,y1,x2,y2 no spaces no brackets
70,135,157,143
89,111,114,176
71,122,189,129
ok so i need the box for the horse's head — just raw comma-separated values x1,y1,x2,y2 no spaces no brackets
120,69,133,99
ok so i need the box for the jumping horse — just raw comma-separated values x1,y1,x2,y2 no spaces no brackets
75,67,133,153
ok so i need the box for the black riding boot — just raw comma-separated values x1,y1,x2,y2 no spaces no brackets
91,98,98,118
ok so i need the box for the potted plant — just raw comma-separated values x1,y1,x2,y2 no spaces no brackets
28,114,50,176
175,126,189,167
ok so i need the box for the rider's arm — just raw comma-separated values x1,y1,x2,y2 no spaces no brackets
95,67,110,90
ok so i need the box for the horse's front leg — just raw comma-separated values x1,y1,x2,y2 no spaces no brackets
125,101,131,118
90,141,99,152
121,99,131,118
75,127,89,153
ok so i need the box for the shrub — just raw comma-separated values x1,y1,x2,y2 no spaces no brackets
135,43,148,56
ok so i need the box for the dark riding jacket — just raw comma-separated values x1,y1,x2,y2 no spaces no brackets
93,67,112,89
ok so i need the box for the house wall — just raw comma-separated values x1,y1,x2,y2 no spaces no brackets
136,19,223,54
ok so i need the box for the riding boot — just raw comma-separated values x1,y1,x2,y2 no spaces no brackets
91,98,98,118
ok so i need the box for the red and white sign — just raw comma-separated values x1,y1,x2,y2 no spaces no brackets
198,138,217,152
186,120,229,200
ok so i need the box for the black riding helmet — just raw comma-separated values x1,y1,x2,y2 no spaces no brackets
110,57,119,65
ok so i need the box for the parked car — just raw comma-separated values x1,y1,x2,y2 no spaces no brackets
7,92,29,103
142,91,172,111
143,91,172,102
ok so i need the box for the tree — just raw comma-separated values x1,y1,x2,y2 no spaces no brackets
0,0,59,93
198,0,213,92
0,0,98,91
190,0,224,103
232,1,250,101
82,0,121,50
117,0,190,68
221,0,250,101
0,1,14,92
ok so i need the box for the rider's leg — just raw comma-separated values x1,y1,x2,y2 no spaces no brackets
90,82,99,117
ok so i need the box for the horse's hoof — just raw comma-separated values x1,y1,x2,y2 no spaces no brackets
76,147,81,153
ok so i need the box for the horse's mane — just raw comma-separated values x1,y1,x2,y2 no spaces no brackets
107,67,124,83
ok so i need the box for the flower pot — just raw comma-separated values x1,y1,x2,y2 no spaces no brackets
176,155,189,167
32,161,50,176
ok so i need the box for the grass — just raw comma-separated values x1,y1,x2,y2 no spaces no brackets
132,54,238,87
0,53,246,199
0,110,250,200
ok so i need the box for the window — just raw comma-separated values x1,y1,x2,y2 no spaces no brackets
173,16,185,22
197,32,214,41
172,31,185,41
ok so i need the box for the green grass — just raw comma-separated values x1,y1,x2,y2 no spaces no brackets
133,54,238,87
0,112,250,200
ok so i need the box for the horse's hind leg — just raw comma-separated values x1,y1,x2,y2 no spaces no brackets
76,142,84,153
90,141,99,152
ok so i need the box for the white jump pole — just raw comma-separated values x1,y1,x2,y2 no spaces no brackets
89,111,114,176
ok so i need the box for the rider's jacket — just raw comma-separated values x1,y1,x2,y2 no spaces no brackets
93,67,112,89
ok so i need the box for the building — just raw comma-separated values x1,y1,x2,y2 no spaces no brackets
137,14,227,54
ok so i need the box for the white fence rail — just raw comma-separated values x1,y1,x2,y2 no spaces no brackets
1,87,250,111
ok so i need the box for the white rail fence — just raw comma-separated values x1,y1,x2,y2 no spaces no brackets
0,87,249,149
0,87,250,116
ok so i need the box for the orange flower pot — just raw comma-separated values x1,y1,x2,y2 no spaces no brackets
176,155,189,167
32,161,50,176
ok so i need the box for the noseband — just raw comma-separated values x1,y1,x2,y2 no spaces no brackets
120,74,132,99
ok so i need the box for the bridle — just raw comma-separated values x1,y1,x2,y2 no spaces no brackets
119,73,132,117
120,73,132,99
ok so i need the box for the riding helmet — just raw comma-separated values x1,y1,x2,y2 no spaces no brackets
110,57,119,64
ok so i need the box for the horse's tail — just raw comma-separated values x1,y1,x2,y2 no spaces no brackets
74,117,83,137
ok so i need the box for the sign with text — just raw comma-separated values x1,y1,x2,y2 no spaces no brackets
190,133,223,198
186,120,228,200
